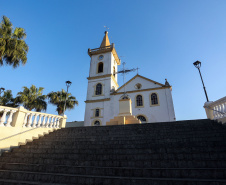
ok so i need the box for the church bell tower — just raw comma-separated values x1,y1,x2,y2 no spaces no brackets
84,31,121,126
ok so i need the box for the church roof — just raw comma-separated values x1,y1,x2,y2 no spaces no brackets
113,74,170,94
100,31,110,47
88,32,120,65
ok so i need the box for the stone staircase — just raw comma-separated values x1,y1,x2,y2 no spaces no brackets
0,119,226,184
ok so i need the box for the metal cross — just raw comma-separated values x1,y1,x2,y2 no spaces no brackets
104,26,109,31
136,67,140,75
115,62,136,97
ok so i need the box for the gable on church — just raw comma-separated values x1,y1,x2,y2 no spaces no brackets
114,74,168,94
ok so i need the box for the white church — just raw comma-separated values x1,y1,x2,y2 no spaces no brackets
84,31,175,126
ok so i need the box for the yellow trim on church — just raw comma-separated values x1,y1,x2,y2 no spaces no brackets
111,74,119,88
87,74,111,80
87,74,119,88
85,98,111,103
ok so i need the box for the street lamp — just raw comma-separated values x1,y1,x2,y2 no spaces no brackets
0,87,5,96
63,81,72,115
193,60,209,102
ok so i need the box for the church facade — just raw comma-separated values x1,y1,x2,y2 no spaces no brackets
84,31,175,126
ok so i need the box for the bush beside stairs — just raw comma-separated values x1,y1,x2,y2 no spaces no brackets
0,119,226,185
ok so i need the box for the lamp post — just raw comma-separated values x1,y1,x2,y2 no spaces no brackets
193,60,209,102
0,87,5,97
63,81,72,115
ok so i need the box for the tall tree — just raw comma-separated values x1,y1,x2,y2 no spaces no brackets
0,16,28,68
15,85,47,112
47,89,78,115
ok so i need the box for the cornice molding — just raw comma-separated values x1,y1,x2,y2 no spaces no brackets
88,44,120,65
111,86,171,95
87,74,119,88
85,98,111,103
87,74,111,80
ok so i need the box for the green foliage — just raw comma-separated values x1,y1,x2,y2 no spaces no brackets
47,89,78,115
0,90,18,107
15,85,47,112
0,16,28,68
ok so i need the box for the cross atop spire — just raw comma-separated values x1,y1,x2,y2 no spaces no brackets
100,31,111,47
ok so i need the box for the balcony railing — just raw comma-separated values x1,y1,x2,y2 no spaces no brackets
88,44,113,53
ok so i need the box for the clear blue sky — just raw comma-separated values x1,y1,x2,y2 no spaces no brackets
1,0,226,122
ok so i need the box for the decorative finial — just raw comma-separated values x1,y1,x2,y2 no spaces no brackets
165,79,170,86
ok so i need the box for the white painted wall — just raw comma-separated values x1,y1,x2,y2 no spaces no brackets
84,51,119,126
108,88,175,124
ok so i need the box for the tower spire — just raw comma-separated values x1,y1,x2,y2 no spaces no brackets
100,31,110,47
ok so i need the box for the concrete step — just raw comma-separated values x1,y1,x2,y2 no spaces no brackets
0,169,226,185
3,152,226,161
18,141,226,151
0,119,226,184
36,133,226,141
0,179,64,185
0,163,225,179
0,157,226,168
10,146,226,155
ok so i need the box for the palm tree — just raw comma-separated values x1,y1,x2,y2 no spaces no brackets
15,85,47,112
0,90,18,107
0,16,28,68
47,89,78,115
0,90,19,118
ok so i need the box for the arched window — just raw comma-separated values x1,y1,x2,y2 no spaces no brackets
137,115,147,123
95,109,100,117
94,120,100,126
96,83,102,95
98,62,103,73
136,95,143,106
151,93,158,105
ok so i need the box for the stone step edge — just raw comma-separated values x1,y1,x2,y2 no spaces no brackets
1,157,226,162
1,169,226,182
1,162,225,170
0,179,63,185
8,151,226,155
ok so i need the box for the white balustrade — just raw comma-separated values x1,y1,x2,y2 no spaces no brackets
32,113,38,128
37,114,42,127
41,115,46,127
0,108,6,126
5,110,17,127
205,96,226,120
54,117,57,127
0,105,66,128
56,117,60,128
49,116,53,128
0,108,16,127
27,113,34,127
23,113,29,127
45,115,50,128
